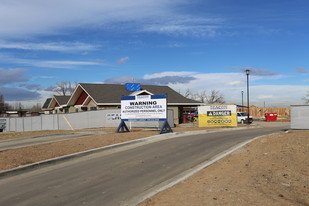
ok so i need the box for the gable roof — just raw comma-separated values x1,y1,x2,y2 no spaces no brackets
69,83,201,106
42,98,52,110
42,96,71,110
54,95,71,106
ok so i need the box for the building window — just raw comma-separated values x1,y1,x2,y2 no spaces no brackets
90,107,97,111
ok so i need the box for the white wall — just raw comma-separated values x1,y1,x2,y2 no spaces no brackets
291,105,309,129
3,109,174,132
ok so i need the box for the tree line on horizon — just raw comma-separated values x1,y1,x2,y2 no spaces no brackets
0,94,42,115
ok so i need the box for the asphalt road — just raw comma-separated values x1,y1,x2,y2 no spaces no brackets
0,125,288,206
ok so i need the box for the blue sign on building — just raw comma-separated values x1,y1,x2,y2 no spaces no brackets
125,83,141,91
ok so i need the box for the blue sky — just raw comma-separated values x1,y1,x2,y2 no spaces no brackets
0,0,308,107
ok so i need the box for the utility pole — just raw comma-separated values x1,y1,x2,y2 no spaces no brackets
245,69,250,124
241,91,244,112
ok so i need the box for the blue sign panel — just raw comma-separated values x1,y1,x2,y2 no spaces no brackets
125,83,141,91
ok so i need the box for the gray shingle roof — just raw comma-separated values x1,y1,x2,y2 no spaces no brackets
79,83,201,105
54,95,71,105
42,98,52,109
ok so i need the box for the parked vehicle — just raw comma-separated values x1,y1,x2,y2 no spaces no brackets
237,112,253,124
0,119,6,132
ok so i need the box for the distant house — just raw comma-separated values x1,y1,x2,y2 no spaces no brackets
42,83,202,124
42,95,71,114
1,110,27,117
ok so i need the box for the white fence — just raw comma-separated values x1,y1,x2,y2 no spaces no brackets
291,105,309,129
2,109,174,132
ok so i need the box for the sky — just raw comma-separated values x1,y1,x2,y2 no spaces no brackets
0,0,309,108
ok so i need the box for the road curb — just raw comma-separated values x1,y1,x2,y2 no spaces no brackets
0,126,254,178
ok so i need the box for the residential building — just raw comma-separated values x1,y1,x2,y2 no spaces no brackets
42,83,202,124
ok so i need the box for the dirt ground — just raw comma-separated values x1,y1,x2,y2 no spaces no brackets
0,124,308,206
139,130,309,206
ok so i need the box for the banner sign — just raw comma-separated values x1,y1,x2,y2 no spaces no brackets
198,105,237,127
106,113,121,121
121,95,167,121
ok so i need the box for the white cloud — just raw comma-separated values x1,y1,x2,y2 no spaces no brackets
104,75,195,85
0,54,101,69
0,0,225,40
143,71,197,79
0,68,28,86
142,24,220,37
25,59,100,69
117,57,130,64
0,0,195,38
295,67,309,73
172,72,246,90
1,86,41,101
247,85,308,107
141,14,223,37
6,89,53,107
141,71,308,107
257,95,276,99
0,41,99,52
43,60,99,66
226,81,244,86
165,42,186,48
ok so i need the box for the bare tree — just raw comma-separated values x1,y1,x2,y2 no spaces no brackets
195,90,207,103
13,102,24,111
191,90,226,104
0,94,12,114
178,88,194,100
29,103,42,113
53,81,77,96
206,90,225,104
184,88,193,98
0,94,5,114
179,89,225,104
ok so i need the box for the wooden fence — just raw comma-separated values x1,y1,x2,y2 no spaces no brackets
238,106,290,120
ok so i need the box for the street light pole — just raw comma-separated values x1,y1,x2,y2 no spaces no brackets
241,91,244,111
245,69,250,124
